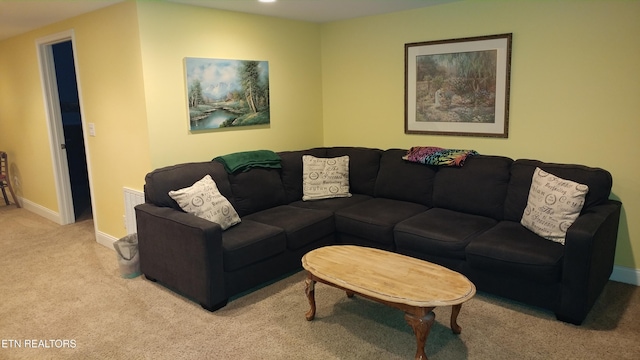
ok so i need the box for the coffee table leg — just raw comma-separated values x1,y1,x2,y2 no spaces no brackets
404,308,435,360
304,275,316,321
450,304,463,334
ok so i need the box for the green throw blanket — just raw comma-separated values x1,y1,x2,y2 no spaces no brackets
214,150,282,173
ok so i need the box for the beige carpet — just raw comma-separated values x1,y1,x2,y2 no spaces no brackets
1,205,639,359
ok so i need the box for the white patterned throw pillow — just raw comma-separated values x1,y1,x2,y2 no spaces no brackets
169,175,241,230
302,155,352,201
521,167,589,245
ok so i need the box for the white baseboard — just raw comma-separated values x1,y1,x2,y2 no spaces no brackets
96,230,118,250
20,197,63,224
20,196,117,251
610,265,640,286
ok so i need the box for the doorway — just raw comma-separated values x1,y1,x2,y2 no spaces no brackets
37,30,93,225
51,41,92,221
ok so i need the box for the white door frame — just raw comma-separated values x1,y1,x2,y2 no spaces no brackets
36,30,94,225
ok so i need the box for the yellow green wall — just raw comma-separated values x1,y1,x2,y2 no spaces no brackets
0,1,323,243
0,34,57,211
0,1,151,239
73,2,151,237
135,1,324,169
321,0,639,270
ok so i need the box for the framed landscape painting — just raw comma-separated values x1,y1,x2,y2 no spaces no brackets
405,33,512,137
185,57,270,132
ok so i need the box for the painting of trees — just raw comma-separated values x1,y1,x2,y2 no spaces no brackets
240,61,265,114
405,33,511,137
416,50,497,123
185,58,270,131
188,79,203,108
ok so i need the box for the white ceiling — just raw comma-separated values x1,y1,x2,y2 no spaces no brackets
0,0,456,41
169,0,456,23
0,1,122,41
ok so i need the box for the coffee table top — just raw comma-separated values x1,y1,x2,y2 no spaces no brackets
302,245,476,307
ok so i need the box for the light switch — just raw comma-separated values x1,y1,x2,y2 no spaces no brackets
88,123,96,137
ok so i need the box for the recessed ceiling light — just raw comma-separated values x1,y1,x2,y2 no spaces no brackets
259,0,276,3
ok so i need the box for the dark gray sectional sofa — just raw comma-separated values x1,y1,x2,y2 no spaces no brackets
135,147,621,325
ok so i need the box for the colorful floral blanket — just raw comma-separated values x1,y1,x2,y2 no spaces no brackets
402,146,478,167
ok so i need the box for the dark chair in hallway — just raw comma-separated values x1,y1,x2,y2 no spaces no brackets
0,151,20,208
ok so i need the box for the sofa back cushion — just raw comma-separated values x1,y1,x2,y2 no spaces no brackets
279,148,328,203
325,147,382,196
433,155,513,220
374,149,436,206
144,161,234,210
503,159,613,222
228,168,287,217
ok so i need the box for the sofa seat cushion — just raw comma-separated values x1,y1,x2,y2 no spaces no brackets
395,208,497,259
465,221,564,284
335,198,428,246
289,194,372,212
245,205,334,250
222,220,286,272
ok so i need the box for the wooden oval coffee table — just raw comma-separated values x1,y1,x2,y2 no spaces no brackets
302,245,476,360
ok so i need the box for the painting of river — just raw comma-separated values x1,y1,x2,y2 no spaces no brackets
185,57,270,132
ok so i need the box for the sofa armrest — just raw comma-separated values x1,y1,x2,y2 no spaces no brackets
558,199,622,324
135,203,228,311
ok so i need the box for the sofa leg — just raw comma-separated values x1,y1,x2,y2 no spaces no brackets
201,299,228,312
